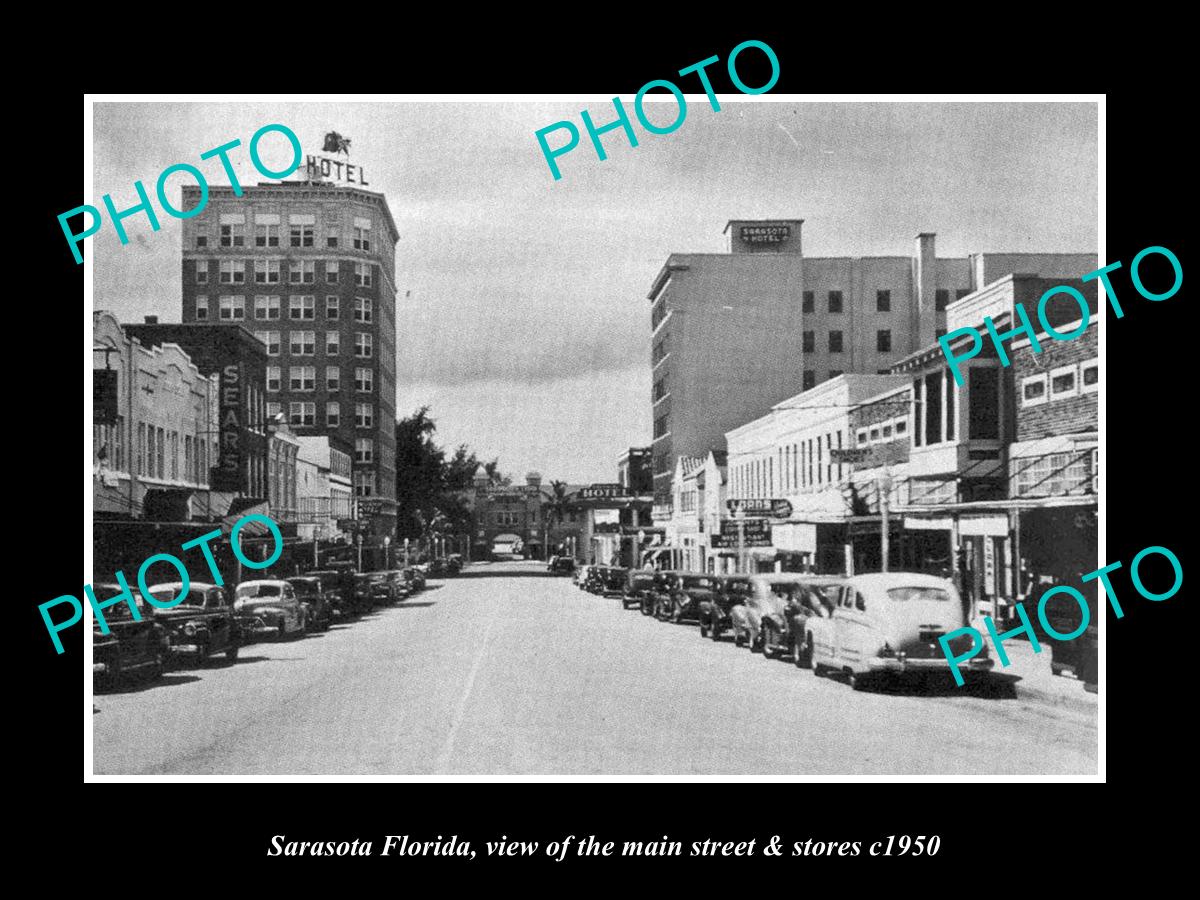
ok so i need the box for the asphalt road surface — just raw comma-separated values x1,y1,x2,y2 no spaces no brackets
93,561,1098,776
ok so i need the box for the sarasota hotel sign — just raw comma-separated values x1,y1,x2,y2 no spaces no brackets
305,131,369,186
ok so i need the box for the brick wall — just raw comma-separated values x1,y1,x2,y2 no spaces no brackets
1011,323,1097,441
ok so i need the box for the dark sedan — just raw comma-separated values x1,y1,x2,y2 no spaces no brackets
622,570,656,610
700,575,753,640
287,576,334,631
142,582,241,665
658,573,717,624
91,583,172,690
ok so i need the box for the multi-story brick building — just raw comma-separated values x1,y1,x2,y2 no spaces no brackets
177,180,400,539
646,218,1095,506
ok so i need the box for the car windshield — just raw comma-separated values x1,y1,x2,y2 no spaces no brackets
147,585,205,608
726,581,751,594
887,586,952,603
96,586,150,616
686,578,713,588
237,583,282,598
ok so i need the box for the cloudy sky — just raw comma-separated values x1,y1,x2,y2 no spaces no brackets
91,99,1097,482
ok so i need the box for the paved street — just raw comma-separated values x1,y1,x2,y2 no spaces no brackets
93,562,1098,776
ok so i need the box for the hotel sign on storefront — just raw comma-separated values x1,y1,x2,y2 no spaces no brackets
581,484,632,500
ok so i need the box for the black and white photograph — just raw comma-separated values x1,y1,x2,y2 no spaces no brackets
83,95,1101,778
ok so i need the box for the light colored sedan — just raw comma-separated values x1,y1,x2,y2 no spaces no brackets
233,580,307,639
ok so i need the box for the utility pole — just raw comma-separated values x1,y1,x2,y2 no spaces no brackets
356,532,363,571
878,471,893,573
735,506,746,575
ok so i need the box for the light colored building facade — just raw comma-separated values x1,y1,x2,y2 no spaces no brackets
647,217,1096,507
664,451,727,572
267,425,300,522
93,311,220,520
726,374,908,574
179,180,400,539
294,436,355,542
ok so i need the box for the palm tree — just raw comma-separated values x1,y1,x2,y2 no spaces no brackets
542,480,571,559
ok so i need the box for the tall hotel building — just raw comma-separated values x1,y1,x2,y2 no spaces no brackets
179,181,400,535
647,219,1093,505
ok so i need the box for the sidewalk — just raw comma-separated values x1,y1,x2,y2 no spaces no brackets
993,639,1097,714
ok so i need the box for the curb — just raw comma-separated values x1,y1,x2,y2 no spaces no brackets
1010,675,1098,715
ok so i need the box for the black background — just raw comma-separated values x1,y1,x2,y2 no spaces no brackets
21,24,1188,885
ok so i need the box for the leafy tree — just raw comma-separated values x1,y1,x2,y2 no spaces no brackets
394,407,506,542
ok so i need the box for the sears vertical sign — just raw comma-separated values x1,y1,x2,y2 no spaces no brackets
211,362,244,491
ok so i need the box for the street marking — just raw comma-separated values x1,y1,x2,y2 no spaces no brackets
433,604,497,772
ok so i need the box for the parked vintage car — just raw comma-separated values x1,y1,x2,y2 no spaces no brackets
286,576,334,631
445,554,464,574
658,573,717,624
600,567,629,601
307,568,358,618
547,556,576,576
786,579,842,667
382,569,413,601
700,575,753,640
622,569,656,610
584,566,608,594
1041,590,1098,687
404,566,427,592
807,573,995,690
729,574,806,650
143,581,242,664
233,580,307,640
91,583,172,689
642,570,678,616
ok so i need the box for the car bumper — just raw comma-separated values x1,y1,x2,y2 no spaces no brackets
238,616,284,638
867,656,995,673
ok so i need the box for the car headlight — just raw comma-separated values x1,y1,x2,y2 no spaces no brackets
184,622,197,637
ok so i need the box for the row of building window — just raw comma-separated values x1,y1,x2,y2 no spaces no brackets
200,295,373,322
199,295,375,323
802,329,892,354
267,397,373,428
197,259,373,288
1020,360,1098,407
129,423,214,484
252,331,373,358
1013,448,1097,497
266,366,374,394
733,431,846,498
855,416,910,447
197,217,372,252
799,288,971,313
